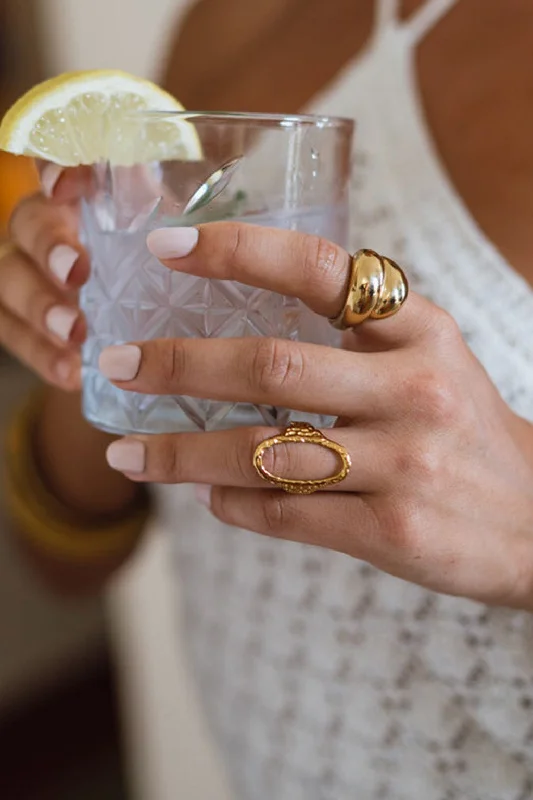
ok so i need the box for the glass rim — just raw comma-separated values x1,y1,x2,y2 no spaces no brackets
128,109,354,130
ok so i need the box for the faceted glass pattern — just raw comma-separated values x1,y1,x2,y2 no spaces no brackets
81,209,342,434
80,112,353,434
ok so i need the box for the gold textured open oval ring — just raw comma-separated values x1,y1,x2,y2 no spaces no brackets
330,249,409,330
253,422,352,495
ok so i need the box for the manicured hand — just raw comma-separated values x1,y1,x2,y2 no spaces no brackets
0,163,92,389
101,222,533,610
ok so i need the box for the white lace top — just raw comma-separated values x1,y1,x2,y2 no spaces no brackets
159,1,533,797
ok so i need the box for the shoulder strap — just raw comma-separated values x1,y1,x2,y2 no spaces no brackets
374,0,458,43
404,0,459,44
374,0,401,36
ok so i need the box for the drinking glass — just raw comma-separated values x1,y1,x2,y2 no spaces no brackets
80,111,354,434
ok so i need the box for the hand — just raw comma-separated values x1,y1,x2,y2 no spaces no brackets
2,164,141,525
1,161,180,387
101,222,533,610
0,163,91,390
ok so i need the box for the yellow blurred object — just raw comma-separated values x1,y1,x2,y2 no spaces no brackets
4,389,152,562
0,152,39,233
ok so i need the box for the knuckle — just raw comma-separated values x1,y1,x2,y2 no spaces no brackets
163,340,188,388
153,437,182,481
224,222,245,267
10,197,72,266
382,502,423,555
301,235,345,289
8,192,42,241
235,430,263,483
396,513,423,555
400,368,460,425
250,337,304,395
421,378,461,425
269,441,295,480
260,492,287,535
394,438,442,485
428,307,463,349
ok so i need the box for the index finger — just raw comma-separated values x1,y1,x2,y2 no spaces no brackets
146,222,435,346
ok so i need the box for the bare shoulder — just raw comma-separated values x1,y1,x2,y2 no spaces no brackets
161,0,301,106
162,0,533,278
415,0,533,277
162,0,374,112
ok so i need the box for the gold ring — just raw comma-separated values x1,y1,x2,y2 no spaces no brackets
330,249,409,330
253,422,351,495
0,241,18,263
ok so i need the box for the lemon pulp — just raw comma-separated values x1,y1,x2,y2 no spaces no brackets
0,70,201,166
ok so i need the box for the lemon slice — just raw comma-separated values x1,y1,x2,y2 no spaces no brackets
0,69,202,166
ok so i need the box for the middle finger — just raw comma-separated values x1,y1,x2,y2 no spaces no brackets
99,337,395,419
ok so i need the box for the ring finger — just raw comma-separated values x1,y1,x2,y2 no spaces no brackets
99,337,396,420
105,425,391,493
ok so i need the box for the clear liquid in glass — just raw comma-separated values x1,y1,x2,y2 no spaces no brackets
81,204,346,434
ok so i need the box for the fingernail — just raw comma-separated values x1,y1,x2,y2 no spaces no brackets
106,440,146,473
41,163,64,198
147,227,199,259
49,244,79,283
99,345,142,381
195,484,212,508
56,359,74,382
45,305,78,341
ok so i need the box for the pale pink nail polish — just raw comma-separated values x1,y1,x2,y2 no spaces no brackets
41,163,64,198
195,484,212,508
147,227,199,259
45,306,78,341
99,345,142,381
106,440,146,473
56,359,73,382
49,245,79,283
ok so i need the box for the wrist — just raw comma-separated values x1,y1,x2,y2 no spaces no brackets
36,386,139,516
4,388,151,569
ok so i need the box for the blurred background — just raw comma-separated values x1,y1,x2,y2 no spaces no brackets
0,1,230,798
